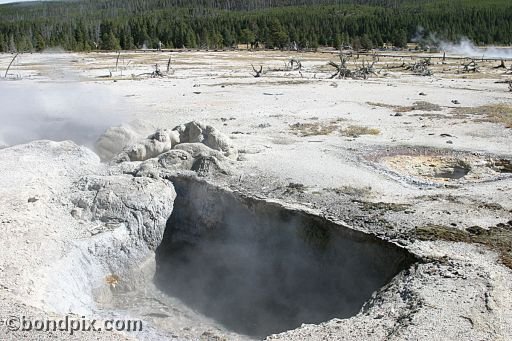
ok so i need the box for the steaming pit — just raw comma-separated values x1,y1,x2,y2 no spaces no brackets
374,150,512,185
153,177,416,339
382,155,472,181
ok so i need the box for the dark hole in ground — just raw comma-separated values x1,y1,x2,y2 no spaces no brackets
155,176,416,339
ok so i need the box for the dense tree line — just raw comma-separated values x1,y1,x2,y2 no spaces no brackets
0,0,510,52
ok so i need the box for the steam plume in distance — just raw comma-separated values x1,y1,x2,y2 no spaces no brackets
413,27,512,59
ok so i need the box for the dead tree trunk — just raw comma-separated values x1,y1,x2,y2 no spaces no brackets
115,51,121,72
288,58,302,71
151,63,163,78
166,55,172,73
328,54,377,80
462,59,479,73
494,60,506,69
497,79,512,91
405,58,432,76
355,59,377,79
251,64,263,78
328,54,351,79
4,53,19,78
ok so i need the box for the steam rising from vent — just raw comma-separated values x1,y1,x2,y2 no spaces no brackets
440,38,512,59
0,82,128,148
413,27,512,59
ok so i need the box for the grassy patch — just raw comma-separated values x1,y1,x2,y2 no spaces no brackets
340,125,380,137
367,101,399,110
415,224,512,269
289,118,345,137
289,121,340,136
284,182,306,194
105,274,121,288
411,101,442,111
368,101,442,113
290,120,379,138
353,200,411,212
211,79,311,87
325,185,373,197
451,104,512,128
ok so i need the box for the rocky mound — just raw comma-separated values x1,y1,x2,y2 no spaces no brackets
0,140,175,339
96,121,238,177
94,120,157,161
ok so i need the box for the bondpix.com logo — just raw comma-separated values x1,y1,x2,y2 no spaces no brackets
0,315,143,335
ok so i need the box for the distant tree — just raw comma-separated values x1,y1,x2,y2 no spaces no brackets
341,32,350,47
17,35,33,51
101,31,121,50
393,30,408,48
360,34,373,50
0,34,6,52
35,33,46,51
352,36,362,51
240,28,255,48
269,19,288,49
333,33,342,49
374,32,384,47
125,35,136,50
222,28,234,47
209,31,223,49
8,34,16,52
199,29,209,48
185,31,197,48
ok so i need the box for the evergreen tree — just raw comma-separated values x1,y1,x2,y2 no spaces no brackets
101,31,121,50
0,34,6,52
35,33,45,51
268,19,288,49
360,34,373,50
240,28,255,48
393,29,408,48
8,34,16,52
185,30,197,48
352,36,362,51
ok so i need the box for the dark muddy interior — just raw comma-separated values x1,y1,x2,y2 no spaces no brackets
155,177,416,338
490,159,512,173
433,161,471,179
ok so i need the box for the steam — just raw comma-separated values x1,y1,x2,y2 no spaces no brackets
440,38,512,59
0,81,129,149
413,27,512,59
